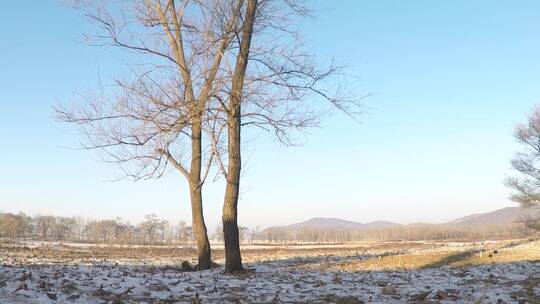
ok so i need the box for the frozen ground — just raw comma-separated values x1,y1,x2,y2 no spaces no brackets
1,240,540,303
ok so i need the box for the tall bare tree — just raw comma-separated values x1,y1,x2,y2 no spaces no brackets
506,107,540,207
56,0,250,269
209,0,362,272
219,0,257,273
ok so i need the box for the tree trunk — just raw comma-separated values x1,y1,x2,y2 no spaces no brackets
223,108,243,272
190,120,212,270
222,0,257,273
189,181,211,269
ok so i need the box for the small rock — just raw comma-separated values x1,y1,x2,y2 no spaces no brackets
46,293,57,301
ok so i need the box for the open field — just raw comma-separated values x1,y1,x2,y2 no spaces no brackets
1,239,540,303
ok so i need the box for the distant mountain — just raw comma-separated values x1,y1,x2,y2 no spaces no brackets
263,206,540,234
259,206,540,242
285,217,364,229
449,206,540,226
263,217,399,233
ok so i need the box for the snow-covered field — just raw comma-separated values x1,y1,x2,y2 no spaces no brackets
1,240,539,303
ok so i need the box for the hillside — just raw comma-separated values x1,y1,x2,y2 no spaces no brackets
260,206,540,242
449,206,540,226
283,217,399,230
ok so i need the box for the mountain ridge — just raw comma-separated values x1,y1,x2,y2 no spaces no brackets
284,217,399,230
262,206,540,233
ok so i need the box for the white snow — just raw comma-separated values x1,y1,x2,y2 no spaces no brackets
1,241,539,303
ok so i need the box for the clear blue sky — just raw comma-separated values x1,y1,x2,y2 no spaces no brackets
1,1,539,229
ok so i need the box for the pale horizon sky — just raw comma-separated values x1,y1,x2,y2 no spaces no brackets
1,1,539,231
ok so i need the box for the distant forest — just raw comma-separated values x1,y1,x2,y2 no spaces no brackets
0,212,533,245
0,212,257,245
260,223,528,243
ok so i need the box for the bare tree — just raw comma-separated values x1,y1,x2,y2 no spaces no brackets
247,226,260,244
213,223,224,243
506,107,540,207
505,107,540,233
139,214,162,244
56,0,254,269
208,0,362,272
0,213,31,238
55,217,78,240
36,216,57,240
85,219,119,243
517,214,540,235
238,226,249,243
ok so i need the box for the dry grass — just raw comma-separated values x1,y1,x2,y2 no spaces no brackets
0,241,429,266
326,239,540,271
2,239,539,271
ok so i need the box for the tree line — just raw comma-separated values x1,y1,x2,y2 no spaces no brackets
259,223,529,243
0,212,261,245
2,211,532,245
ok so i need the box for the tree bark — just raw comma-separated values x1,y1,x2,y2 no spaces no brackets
223,106,243,272
190,120,212,270
222,0,257,273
